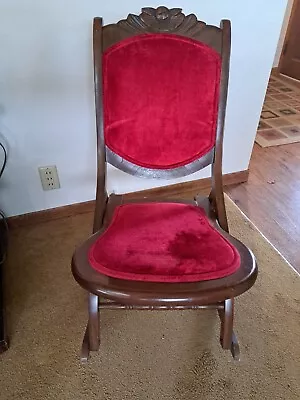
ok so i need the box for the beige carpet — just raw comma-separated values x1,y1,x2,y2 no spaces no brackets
1,197,299,400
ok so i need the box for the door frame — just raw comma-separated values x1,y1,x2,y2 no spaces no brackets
278,0,298,74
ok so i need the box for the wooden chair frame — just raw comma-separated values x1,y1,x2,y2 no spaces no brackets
72,6,258,363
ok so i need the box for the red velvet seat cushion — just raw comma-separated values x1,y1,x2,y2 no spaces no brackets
103,34,221,169
88,203,240,282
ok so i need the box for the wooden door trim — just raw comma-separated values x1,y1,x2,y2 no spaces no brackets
278,0,297,73
7,169,248,228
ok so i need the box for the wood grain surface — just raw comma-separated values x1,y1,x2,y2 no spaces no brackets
226,142,300,272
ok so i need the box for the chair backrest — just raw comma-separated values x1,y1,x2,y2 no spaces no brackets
93,6,231,231
94,6,230,178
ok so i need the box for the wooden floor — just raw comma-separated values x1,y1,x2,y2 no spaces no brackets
226,141,300,274
226,72,300,274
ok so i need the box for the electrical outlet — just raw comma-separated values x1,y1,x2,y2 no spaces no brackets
38,166,60,191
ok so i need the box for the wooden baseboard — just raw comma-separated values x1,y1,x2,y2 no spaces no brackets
8,201,96,229
8,169,248,228
271,67,300,88
125,169,249,199
275,72,300,89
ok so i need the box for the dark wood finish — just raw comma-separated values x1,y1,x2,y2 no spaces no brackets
73,193,256,361
72,195,257,307
88,293,100,351
96,302,224,310
279,0,300,80
210,19,231,232
7,169,248,228
226,142,300,273
218,298,239,360
93,18,108,233
93,7,232,231
81,326,90,364
99,11,225,180
102,6,222,53
71,7,258,361
219,298,234,349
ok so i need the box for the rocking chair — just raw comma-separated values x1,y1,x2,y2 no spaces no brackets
72,6,258,362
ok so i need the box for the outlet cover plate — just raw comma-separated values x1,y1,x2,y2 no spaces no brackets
38,166,60,190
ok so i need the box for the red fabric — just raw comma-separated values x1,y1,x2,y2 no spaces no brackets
103,34,221,169
88,203,240,282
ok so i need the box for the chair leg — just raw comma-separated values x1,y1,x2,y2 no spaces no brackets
88,293,100,351
218,298,240,360
219,298,233,349
80,293,100,363
81,324,90,363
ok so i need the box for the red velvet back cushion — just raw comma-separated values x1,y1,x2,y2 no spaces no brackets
103,34,221,170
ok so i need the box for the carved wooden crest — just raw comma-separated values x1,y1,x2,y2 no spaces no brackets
118,6,206,36
102,6,222,54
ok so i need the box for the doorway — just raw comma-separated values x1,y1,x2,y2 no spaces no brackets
226,0,300,270
255,0,300,148
278,0,300,80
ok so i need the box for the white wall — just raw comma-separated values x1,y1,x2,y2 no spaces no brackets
273,0,294,67
0,0,288,217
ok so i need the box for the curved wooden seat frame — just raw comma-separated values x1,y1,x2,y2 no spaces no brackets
71,6,258,363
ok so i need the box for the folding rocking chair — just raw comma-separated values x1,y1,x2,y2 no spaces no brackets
72,6,258,362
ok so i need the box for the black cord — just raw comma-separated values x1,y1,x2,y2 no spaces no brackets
0,142,7,179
